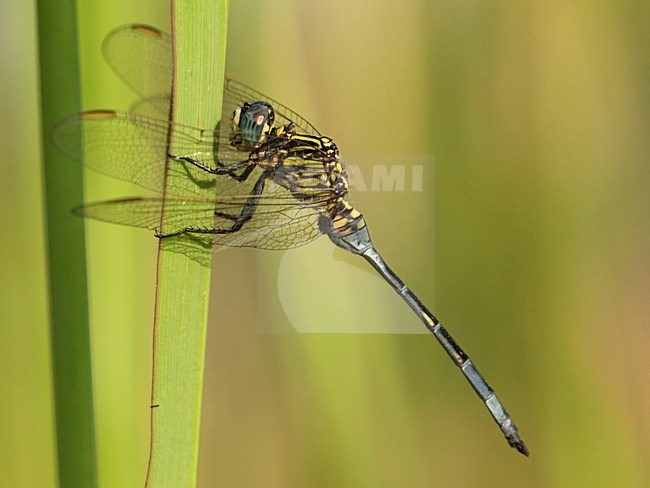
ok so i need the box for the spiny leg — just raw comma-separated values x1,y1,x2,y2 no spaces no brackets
167,152,255,182
156,170,269,239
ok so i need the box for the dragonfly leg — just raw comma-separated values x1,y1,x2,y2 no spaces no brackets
231,164,257,182
204,155,255,182
213,211,237,221
156,170,269,239
167,152,254,181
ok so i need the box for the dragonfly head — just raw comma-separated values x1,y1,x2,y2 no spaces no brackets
231,101,275,151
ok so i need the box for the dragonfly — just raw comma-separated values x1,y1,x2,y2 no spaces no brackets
53,24,528,456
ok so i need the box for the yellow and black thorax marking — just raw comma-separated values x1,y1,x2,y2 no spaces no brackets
250,125,366,238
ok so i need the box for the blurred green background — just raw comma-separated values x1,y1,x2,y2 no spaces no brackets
2,0,649,487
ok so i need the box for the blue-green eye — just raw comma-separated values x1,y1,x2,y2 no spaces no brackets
232,101,274,149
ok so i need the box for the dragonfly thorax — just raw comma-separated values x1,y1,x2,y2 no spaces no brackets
270,132,349,196
324,157,349,197
229,98,361,238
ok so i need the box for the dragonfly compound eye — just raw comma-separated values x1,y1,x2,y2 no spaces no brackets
231,101,275,150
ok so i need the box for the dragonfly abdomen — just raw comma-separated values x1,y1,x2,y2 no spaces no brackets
319,199,366,239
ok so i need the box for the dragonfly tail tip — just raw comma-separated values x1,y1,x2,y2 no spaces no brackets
512,437,530,457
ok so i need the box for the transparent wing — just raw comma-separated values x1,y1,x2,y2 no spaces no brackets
102,24,172,115
223,79,321,136
52,110,227,195
58,23,336,250
102,23,321,135
76,187,331,250
52,110,329,197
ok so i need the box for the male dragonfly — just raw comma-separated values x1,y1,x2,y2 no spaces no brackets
53,24,528,455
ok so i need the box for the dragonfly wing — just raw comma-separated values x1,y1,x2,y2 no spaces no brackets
51,108,312,199
75,195,255,236
223,79,322,136
52,110,234,194
75,197,165,230
208,182,327,250
128,94,171,118
102,24,171,115
218,203,323,250
77,188,332,250
100,25,321,136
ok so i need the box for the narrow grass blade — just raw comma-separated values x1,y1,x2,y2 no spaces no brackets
145,1,229,487
36,1,97,487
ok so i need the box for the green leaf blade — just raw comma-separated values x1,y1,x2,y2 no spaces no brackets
145,2,229,487
36,0,97,487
